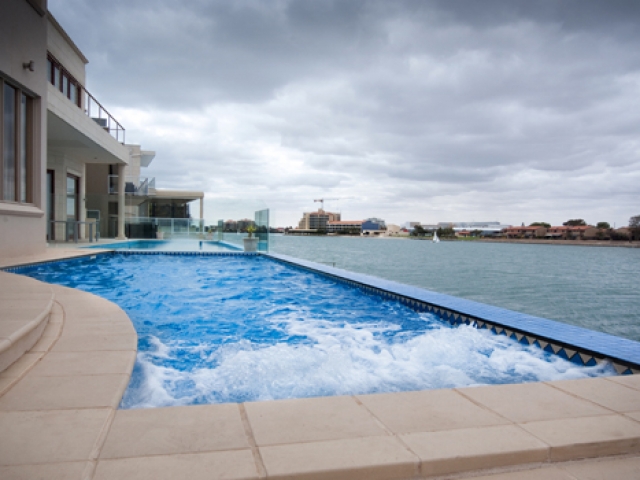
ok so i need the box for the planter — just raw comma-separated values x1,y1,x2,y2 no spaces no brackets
243,237,258,252
156,232,164,240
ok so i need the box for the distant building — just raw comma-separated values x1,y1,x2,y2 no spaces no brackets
298,209,341,230
546,225,597,239
364,217,386,229
236,218,255,231
439,221,511,236
504,226,547,238
327,220,363,234
402,221,422,230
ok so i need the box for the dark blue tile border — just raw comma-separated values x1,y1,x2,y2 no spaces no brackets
1,251,258,273
266,253,640,375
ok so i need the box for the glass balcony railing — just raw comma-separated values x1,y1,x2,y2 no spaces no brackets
107,176,155,195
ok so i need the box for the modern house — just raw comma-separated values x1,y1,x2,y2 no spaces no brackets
0,1,205,254
45,14,133,242
86,144,204,238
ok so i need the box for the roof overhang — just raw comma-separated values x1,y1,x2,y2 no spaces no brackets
151,189,204,201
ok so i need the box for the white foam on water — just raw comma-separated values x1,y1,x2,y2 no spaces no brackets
120,314,615,409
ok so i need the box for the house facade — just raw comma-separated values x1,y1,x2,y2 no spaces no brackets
0,0,49,257
45,14,131,242
1,1,205,253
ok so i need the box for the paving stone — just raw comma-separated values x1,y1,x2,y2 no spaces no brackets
245,395,387,446
520,414,640,461
100,404,249,459
549,377,640,413
608,374,640,392
94,450,259,480
28,351,136,376
0,353,43,378
469,466,575,479
561,455,640,479
0,461,89,480
0,374,129,411
260,435,419,480
357,388,509,434
51,333,137,352
0,409,111,465
401,424,548,477
458,382,610,423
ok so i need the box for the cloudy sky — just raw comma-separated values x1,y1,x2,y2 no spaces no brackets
49,0,640,227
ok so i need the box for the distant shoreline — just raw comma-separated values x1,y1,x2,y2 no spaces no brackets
408,237,640,248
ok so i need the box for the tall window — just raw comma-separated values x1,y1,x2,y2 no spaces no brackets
1,79,33,203
3,84,16,201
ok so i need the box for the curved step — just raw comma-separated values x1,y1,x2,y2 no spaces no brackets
0,272,54,373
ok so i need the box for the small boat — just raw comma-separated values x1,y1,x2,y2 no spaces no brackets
433,231,440,243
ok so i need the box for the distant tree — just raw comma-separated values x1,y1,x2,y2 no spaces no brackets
437,227,455,238
596,222,610,230
530,222,551,228
629,215,640,241
412,225,426,237
610,230,630,241
563,219,587,226
471,229,483,237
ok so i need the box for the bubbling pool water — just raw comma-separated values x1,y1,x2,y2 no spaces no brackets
122,321,613,408
21,254,615,408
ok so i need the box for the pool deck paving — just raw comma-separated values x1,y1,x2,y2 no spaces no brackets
1,247,640,479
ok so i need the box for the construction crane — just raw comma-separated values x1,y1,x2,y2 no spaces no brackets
313,198,342,211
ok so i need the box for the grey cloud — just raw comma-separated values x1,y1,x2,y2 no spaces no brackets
48,0,640,226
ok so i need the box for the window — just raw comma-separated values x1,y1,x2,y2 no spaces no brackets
1,79,33,203
47,53,82,108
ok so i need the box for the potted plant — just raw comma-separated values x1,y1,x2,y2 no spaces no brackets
243,225,258,252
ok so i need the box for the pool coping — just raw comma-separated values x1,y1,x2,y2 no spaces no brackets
1,247,639,479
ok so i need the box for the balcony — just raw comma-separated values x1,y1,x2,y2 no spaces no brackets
47,52,126,145
108,176,156,196
86,91,125,144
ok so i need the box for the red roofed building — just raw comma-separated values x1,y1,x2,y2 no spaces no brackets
503,226,548,238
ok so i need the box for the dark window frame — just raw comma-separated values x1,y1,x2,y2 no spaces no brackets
47,52,83,108
0,78,34,204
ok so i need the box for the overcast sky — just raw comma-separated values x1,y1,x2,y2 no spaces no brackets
49,0,640,227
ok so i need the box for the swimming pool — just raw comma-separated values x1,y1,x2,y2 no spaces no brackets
17,253,615,408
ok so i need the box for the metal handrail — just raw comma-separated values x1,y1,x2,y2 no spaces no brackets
84,89,125,144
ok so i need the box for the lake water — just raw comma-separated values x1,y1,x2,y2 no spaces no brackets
269,236,640,342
